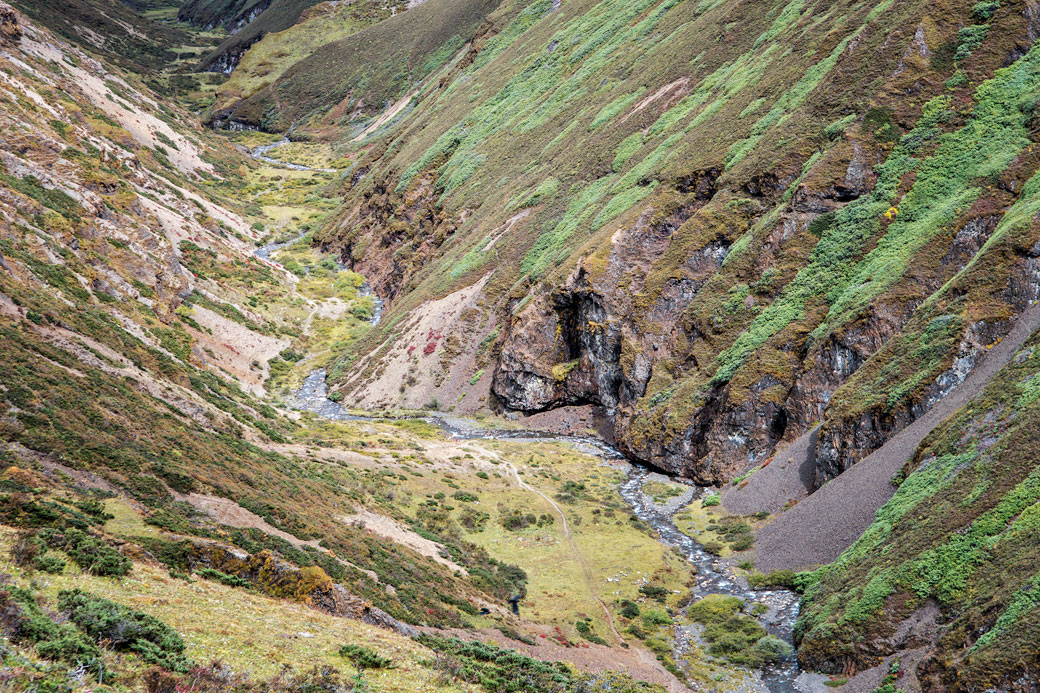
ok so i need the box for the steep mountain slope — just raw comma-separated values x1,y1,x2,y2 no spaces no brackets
8,0,199,71
179,0,324,72
0,6,724,691
208,0,503,130
796,311,1040,689
203,0,1040,686
208,0,410,109
296,0,1039,490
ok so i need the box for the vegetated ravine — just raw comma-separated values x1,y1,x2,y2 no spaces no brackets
292,367,804,692
251,132,805,691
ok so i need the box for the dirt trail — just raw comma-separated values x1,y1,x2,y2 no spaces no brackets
756,302,1040,571
485,451,626,648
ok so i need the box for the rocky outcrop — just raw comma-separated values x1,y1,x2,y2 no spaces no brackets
812,167,1040,486
177,0,272,31
494,127,1040,491
0,3,21,45
189,541,419,636
321,173,455,302
494,267,625,412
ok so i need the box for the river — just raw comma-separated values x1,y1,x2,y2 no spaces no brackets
288,368,819,692
250,137,337,173
250,114,821,693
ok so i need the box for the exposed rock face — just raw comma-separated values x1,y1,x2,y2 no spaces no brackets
0,3,21,45
206,44,248,74
491,159,884,485
813,198,1040,486
494,267,625,412
322,174,454,301
493,171,722,417
493,137,1040,490
177,0,272,31
190,542,419,636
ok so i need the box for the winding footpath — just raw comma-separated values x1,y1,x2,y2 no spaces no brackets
485,448,626,647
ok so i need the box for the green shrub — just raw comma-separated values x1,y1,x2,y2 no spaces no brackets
619,599,640,619
639,584,669,603
459,506,490,532
33,553,66,574
40,528,131,577
701,493,720,507
971,1,999,20
687,595,769,666
58,589,190,671
955,24,989,62
196,567,251,588
575,618,607,645
730,534,755,551
748,570,798,589
3,587,99,667
416,635,573,693
641,608,672,628
338,643,392,670
753,635,793,662
499,509,538,531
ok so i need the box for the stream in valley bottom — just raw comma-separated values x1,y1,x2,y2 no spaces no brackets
289,367,813,692
250,137,337,173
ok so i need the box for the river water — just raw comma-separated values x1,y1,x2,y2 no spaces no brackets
287,367,820,692
253,231,306,262
358,283,384,325
248,122,814,693
250,137,337,173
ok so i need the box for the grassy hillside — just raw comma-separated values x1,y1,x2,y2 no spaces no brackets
211,0,410,108
8,0,202,71
209,0,503,129
185,0,326,72
796,320,1040,689
201,0,1040,684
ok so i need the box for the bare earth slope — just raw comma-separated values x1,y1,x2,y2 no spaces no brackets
757,301,1040,572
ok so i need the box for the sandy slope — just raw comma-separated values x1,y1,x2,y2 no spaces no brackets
754,302,1040,572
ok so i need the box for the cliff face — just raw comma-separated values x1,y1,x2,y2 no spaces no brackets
304,0,1040,493
261,1,1040,682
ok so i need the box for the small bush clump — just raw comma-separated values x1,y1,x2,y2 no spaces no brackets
2,586,99,667
196,567,251,588
39,528,130,576
338,643,393,670
748,570,798,589
687,595,786,667
58,589,191,672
